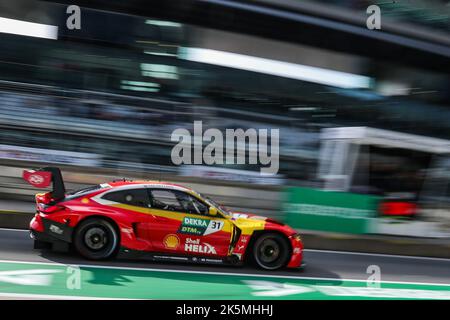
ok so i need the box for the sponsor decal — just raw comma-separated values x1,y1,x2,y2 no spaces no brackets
29,174,44,185
199,258,222,263
22,170,52,188
184,238,217,254
204,220,224,235
49,224,63,235
231,213,266,221
163,234,180,249
232,213,248,220
234,235,250,253
178,217,224,236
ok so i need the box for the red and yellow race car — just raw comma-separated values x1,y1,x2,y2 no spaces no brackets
24,167,304,270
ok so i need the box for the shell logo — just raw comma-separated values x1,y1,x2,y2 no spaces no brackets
163,234,180,249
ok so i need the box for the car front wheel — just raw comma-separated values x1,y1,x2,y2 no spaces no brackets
252,233,290,270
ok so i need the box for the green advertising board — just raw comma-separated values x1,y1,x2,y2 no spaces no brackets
284,187,380,234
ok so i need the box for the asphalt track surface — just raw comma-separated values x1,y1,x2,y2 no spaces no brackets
0,228,449,286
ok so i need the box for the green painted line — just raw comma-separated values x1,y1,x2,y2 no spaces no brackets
0,210,32,215
0,210,35,217
0,261,449,300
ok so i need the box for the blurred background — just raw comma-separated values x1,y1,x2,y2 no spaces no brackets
0,0,449,243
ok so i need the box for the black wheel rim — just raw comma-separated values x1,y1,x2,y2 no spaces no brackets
84,227,108,251
258,238,280,264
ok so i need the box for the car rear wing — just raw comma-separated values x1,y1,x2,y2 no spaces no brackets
22,167,66,202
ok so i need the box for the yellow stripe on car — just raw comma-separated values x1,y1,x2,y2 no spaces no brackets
110,203,234,233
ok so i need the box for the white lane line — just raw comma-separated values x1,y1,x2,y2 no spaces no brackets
0,259,449,287
0,228,28,232
303,249,450,262
0,292,137,300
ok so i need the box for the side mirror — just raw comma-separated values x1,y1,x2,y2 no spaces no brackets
209,207,218,216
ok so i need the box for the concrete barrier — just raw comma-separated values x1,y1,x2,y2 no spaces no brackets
0,210,33,230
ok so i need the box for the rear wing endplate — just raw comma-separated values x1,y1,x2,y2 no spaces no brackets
22,167,66,201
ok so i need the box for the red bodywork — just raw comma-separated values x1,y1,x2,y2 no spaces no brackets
29,180,304,269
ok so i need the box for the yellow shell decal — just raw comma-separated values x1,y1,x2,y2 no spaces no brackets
163,234,180,249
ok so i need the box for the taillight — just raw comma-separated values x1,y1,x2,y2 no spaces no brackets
379,201,417,216
37,203,65,214
36,192,52,205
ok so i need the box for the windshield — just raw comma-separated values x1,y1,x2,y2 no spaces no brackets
200,193,231,217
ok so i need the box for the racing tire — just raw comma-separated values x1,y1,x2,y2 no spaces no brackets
252,232,290,270
73,218,119,260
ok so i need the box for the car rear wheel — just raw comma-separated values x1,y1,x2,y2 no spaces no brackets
73,218,119,260
252,233,290,270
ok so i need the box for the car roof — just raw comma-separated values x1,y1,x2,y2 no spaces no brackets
106,180,196,193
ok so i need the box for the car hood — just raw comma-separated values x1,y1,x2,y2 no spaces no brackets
230,212,268,221
228,211,287,235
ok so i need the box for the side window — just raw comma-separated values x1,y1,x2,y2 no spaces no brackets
102,189,150,207
180,193,208,215
149,189,184,212
148,189,209,215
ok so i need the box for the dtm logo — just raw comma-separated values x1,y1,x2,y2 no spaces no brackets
178,217,224,236
185,238,217,254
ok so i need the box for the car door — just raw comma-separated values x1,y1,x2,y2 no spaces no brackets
99,187,154,250
145,188,234,257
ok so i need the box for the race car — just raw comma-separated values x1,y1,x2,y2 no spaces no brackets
24,167,304,270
